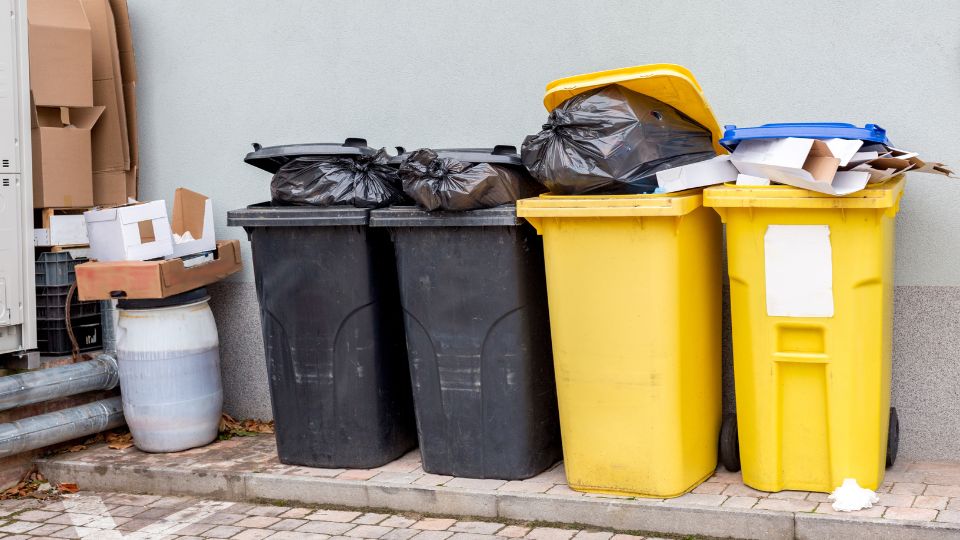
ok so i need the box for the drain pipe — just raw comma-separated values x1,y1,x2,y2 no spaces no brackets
0,397,124,458
0,354,119,412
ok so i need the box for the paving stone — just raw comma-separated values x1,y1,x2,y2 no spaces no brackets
813,502,886,517
411,532,453,540
50,526,99,538
526,527,575,540
201,524,245,538
0,522,43,533
413,474,454,487
877,493,916,507
108,505,149,517
805,492,831,503
85,516,130,529
721,484,768,497
338,469,380,481
27,523,68,536
245,505,290,517
524,464,566,485
448,534,498,540
353,513,390,525
270,518,309,531
947,498,960,510
150,495,198,509
925,484,960,497
297,521,356,535
890,482,927,495
754,498,817,512
234,516,281,528
170,522,217,535
449,521,504,534
269,531,331,540
609,535,644,540
883,506,938,521
443,478,506,491
135,506,181,520
279,508,314,519
767,490,809,500
691,482,726,495
16,510,59,521
105,494,160,506
914,495,949,510
544,485,582,497
720,496,758,509
497,526,530,538
498,481,551,494
669,493,726,507
380,516,417,528
371,471,422,484
412,518,456,531
307,510,363,523
381,529,420,540
232,529,275,540
573,531,613,540
345,524,393,538
935,510,960,523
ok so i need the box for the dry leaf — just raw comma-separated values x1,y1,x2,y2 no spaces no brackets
67,445,86,453
57,483,78,494
219,414,275,440
105,431,134,450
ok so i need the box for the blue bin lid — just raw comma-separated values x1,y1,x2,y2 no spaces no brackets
720,123,890,150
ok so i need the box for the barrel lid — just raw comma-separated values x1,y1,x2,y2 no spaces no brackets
391,146,523,167
227,203,371,227
117,287,209,310
720,123,891,150
516,190,704,218
244,139,377,173
542,64,725,155
369,205,523,227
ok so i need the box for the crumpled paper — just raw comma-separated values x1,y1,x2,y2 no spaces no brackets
829,478,879,512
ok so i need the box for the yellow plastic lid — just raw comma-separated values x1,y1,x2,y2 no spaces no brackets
542,64,725,155
703,175,905,209
516,191,703,218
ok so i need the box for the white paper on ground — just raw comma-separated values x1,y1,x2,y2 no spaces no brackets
764,225,834,317
654,155,739,193
829,478,879,512
736,173,771,186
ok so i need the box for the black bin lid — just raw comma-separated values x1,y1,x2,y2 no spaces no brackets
369,205,523,228
117,287,209,310
244,138,377,174
391,145,523,167
227,202,371,228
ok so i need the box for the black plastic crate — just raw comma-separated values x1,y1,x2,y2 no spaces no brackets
37,314,101,356
35,285,100,321
35,252,85,287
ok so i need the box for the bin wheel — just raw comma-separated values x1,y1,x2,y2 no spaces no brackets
886,407,900,468
719,413,741,472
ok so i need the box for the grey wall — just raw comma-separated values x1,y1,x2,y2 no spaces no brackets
126,1,960,458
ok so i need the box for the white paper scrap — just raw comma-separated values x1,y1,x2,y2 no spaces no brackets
829,479,879,512
736,174,771,186
764,225,834,317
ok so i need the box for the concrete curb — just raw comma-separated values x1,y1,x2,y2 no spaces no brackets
36,457,960,540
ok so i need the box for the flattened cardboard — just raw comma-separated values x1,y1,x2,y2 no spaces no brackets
31,105,104,208
84,200,174,261
731,137,871,196
82,0,129,172
170,188,216,258
655,155,738,193
108,0,138,198
76,239,243,300
28,0,94,107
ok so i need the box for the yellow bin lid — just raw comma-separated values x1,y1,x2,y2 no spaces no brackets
542,64,726,155
703,175,905,209
516,190,703,218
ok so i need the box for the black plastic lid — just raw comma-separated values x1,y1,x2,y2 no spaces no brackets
369,205,524,228
244,139,376,173
390,145,523,167
227,202,371,228
117,287,209,310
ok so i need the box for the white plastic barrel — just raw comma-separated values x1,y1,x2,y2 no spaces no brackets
116,289,223,453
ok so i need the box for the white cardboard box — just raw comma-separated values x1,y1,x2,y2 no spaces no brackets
731,137,871,196
170,188,216,258
34,214,89,247
84,200,175,261
655,155,738,193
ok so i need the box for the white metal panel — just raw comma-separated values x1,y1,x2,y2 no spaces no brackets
0,0,20,173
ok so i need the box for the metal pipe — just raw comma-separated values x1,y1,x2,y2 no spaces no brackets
0,354,119,412
0,397,124,458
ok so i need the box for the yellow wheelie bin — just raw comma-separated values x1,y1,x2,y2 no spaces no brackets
703,177,903,493
516,65,726,498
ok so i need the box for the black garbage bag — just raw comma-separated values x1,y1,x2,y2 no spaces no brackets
521,84,717,195
399,148,545,211
271,148,407,208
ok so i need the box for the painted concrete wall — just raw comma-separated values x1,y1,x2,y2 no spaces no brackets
127,0,960,459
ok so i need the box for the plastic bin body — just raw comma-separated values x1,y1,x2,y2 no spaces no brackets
704,177,903,493
370,207,560,479
516,193,722,497
227,205,416,469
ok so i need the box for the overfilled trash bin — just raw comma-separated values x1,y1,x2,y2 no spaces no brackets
703,176,904,493
229,139,417,468
370,148,561,480
515,65,725,497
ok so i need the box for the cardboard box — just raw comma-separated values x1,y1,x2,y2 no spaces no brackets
655,155,738,193
108,0,138,199
75,239,243,300
32,105,104,208
170,188,216,258
730,137,871,196
82,0,129,176
28,0,94,107
34,209,89,246
93,170,128,206
84,200,174,261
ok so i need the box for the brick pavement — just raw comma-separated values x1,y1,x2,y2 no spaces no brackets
0,493,669,540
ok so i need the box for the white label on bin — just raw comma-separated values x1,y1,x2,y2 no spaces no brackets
764,225,834,318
